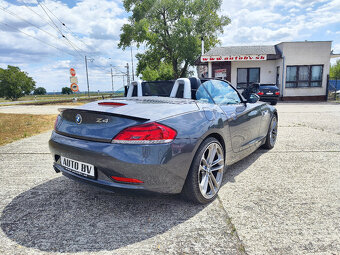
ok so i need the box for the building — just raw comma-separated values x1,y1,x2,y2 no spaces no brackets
196,41,340,101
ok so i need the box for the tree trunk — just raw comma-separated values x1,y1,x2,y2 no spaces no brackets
172,59,179,79
179,61,188,78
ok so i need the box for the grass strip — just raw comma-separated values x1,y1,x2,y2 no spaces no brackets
0,113,57,146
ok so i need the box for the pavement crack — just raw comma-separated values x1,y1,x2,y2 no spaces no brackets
217,195,248,255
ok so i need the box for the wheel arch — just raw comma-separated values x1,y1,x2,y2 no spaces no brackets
273,109,278,121
182,131,227,187
205,133,226,158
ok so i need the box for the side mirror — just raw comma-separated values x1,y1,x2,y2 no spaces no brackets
241,83,260,103
247,94,260,103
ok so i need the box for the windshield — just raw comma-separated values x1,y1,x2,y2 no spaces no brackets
196,80,241,105
141,81,174,97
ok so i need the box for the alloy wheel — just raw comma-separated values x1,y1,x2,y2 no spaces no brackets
198,142,224,199
270,116,278,147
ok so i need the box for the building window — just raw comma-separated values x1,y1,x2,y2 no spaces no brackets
237,68,260,89
286,65,323,88
276,66,280,86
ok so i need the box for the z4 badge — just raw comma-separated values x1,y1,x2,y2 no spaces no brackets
96,118,109,123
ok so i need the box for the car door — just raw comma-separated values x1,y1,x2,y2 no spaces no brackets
201,80,262,153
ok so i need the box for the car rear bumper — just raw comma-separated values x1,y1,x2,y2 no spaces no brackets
49,131,198,194
259,96,279,102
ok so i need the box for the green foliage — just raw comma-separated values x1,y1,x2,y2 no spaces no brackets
330,60,340,79
61,87,73,94
119,0,230,79
0,65,36,100
141,62,174,81
33,87,47,95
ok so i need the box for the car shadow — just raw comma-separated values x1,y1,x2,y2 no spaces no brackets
222,149,266,185
0,177,206,253
0,149,266,253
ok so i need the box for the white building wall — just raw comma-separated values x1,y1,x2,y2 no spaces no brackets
230,60,277,86
277,41,331,98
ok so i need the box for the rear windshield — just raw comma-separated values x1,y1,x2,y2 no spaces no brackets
141,81,174,97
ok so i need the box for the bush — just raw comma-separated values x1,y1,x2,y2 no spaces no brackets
33,87,47,95
61,87,73,94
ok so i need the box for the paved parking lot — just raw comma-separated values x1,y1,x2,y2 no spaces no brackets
0,102,339,254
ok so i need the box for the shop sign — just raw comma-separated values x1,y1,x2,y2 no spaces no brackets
201,55,267,62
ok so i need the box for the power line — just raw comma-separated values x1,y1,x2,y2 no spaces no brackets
18,1,125,80
21,0,61,34
38,1,94,52
1,3,85,62
1,3,85,60
0,6,60,41
36,0,84,58
34,0,123,76
0,21,80,59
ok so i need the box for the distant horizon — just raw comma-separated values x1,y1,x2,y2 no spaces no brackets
45,87,125,94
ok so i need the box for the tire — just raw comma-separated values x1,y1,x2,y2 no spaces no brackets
270,101,278,105
182,137,225,204
262,115,278,149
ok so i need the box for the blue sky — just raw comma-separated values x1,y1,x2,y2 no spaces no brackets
0,0,339,92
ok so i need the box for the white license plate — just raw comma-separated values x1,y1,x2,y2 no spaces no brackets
266,92,273,95
60,156,95,177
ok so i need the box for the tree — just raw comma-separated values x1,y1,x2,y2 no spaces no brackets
33,87,47,95
140,62,174,81
119,0,230,80
0,65,36,100
61,87,73,94
330,59,340,79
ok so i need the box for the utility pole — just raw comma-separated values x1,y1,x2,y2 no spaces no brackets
130,47,135,81
126,63,130,86
110,67,114,95
85,55,90,97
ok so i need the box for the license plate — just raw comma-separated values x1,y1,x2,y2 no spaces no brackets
266,92,273,95
60,156,95,178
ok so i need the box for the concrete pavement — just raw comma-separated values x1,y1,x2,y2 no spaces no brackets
0,104,76,115
0,102,339,254
0,134,244,255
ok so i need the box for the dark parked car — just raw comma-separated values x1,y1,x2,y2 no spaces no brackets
49,78,278,204
257,83,280,105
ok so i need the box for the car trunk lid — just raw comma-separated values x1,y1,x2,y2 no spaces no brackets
56,97,198,142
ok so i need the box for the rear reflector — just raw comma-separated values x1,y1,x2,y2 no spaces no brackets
275,92,280,95
111,176,143,183
257,92,264,95
98,102,126,106
112,122,177,144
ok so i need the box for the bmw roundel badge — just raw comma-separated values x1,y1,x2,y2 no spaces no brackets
75,114,82,124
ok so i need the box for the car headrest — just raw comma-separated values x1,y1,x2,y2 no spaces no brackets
189,77,201,100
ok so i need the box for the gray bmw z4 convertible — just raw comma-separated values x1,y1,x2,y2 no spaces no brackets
49,77,278,204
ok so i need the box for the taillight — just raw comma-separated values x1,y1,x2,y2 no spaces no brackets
275,92,280,95
111,176,143,183
112,122,177,144
257,92,264,95
98,102,126,106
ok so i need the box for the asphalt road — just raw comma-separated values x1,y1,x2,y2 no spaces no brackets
0,102,339,254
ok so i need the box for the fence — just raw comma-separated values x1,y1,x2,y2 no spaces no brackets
327,75,340,101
